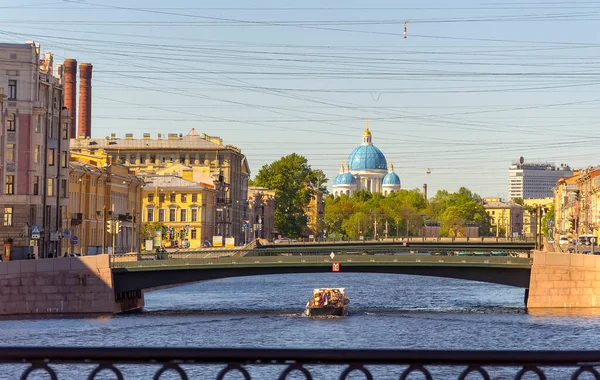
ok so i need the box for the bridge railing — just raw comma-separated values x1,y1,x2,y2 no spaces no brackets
110,251,532,269
1,347,599,379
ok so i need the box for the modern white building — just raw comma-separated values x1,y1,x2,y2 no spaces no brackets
332,126,401,197
508,157,572,200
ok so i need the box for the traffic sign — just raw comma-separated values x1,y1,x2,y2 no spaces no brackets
330,252,336,260
32,233,40,240
63,229,71,238
31,225,41,234
332,262,341,272
72,236,79,245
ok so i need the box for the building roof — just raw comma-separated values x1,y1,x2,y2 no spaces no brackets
142,175,210,190
483,200,523,209
71,136,224,151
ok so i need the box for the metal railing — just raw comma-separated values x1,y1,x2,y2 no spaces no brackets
110,251,533,269
2,347,600,379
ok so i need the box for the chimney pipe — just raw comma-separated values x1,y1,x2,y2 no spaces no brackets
63,59,77,138
422,183,428,200
78,63,93,138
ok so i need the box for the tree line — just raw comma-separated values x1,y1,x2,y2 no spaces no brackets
252,154,493,240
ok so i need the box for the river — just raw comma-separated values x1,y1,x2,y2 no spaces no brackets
2,273,600,379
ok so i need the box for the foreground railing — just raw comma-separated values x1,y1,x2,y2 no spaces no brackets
2,347,600,379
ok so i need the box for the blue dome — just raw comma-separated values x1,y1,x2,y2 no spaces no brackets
333,172,356,186
382,172,401,186
348,145,387,171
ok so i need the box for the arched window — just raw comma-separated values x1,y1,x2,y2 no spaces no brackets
346,190,350,196
7,113,16,131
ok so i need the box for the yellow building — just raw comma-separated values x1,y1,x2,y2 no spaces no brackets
304,189,325,240
67,154,142,255
70,128,250,245
483,197,524,237
522,198,554,238
141,174,216,249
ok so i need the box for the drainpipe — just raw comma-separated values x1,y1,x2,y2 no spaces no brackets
40,111,50,258
55,101,64,256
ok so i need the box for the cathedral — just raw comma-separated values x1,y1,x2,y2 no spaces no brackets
332,125,401,197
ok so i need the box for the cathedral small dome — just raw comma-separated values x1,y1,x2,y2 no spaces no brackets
333,172,356,186
382,172,401,186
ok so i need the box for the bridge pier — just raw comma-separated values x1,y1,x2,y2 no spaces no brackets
528,251,600,309
0,255,143,316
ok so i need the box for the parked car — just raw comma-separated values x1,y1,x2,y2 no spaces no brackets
559,236,570,245
202,241,212,248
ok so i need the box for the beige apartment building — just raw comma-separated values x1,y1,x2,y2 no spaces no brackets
68,152,142,255
70,129,251,245
248,186,276,242
483,197,524,238
0,42,70,259
554,168,600,241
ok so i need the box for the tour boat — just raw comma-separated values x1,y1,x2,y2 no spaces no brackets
304,288,350,317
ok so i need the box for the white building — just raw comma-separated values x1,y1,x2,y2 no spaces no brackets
508,157,572,200
332,126,401,197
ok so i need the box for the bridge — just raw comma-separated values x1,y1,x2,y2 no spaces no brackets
111,250,533,294
2,249,597,316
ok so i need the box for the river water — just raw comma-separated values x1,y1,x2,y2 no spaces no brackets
2,273,600,379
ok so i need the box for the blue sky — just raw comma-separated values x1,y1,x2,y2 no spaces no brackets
3,0,600,198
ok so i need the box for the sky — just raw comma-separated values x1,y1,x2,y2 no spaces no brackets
2,0,600,198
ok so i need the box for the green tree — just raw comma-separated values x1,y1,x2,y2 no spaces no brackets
141,222,167,241
542,204,555,238
252,153,326,238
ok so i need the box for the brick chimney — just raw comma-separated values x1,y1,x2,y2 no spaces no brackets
63,59,77,138
422,183,428,200
78,63,93,138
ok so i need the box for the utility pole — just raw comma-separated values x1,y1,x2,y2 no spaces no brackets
131,207,135,253
102,205,106,254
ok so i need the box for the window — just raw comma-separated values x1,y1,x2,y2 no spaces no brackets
48,149,55,166
61,179,67,198
3,207,13,226
179,155,185,163
191,229,197,239
180,209,187,222
33,176,39,195
148,193,154,203
150,154,156,163
307,216,312,223
169,208,176,222
189,155,196,164
6,144,15,162
47,178,54,196
306,207,312,212
181,194,187,203
191,208,198,222
147,208,154,222
161,156,166,164
62,123,68,139
129,154,136,164
8,80,16,100
61,151,68,168
7,114,16,131
198,154,205,164
192,193,198,203
159,193,165,203
35,115,41,133
218,155,224,165
158,208,165,222
170,193,176,202
140,154,146,164
5,175,14,195
34,145,40,163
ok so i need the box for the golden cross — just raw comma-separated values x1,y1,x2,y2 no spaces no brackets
366,120,370,128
